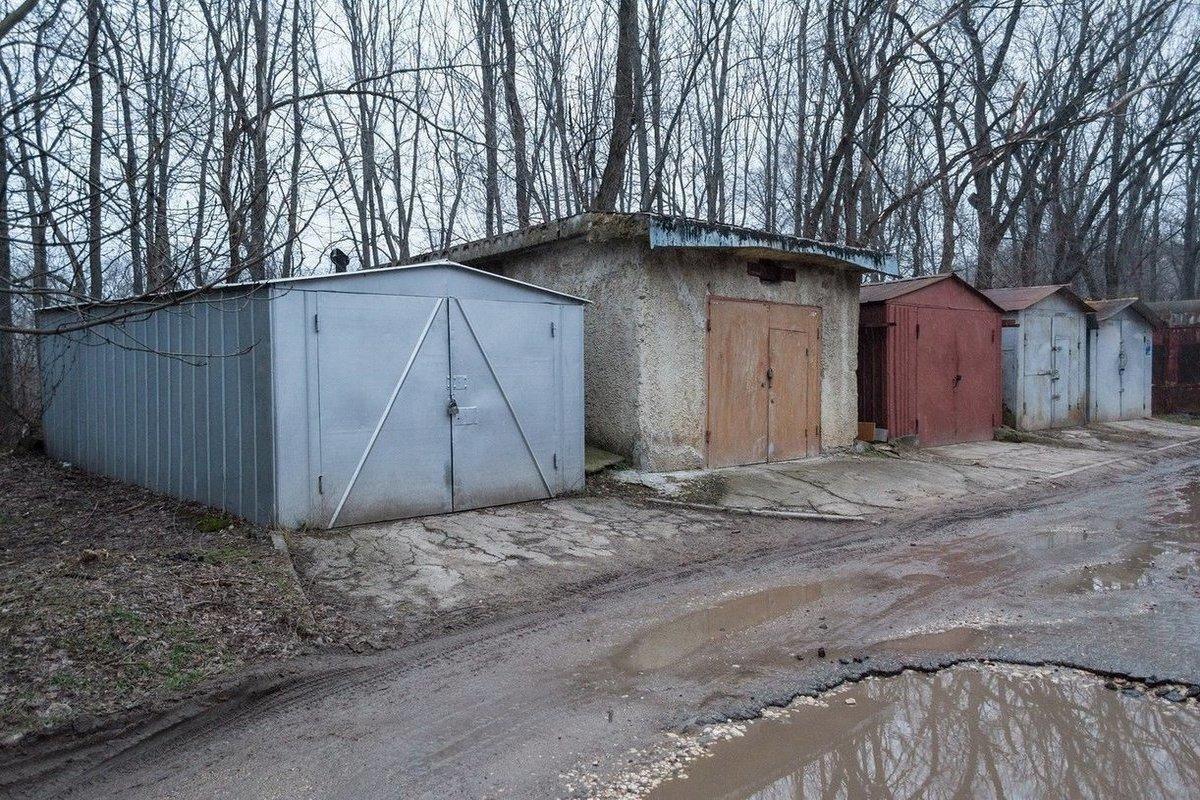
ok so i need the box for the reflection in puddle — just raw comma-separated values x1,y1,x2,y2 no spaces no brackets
644,664,1200,800
610,576,896,673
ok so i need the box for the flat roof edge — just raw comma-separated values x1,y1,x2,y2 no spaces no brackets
647,216,897,275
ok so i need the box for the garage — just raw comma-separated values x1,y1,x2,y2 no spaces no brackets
413,213,895,471
983,285,1090,430
38,261,586,528
858,274,1003,446
1086,298,1154,423
706,298,821,467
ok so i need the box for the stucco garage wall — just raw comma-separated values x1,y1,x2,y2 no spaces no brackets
641,249,860,470
481,236,649,462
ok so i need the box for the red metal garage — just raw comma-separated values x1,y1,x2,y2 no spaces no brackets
1149,300,1200,413
859,274,1004,446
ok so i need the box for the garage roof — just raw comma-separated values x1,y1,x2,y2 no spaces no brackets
859,273,1001,309
1085,297,1158,325
409,213,899,276
981,284,1090,313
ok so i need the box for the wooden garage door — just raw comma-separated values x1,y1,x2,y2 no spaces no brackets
707,298,821,467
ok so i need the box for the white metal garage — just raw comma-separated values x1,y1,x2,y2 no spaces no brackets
1086,298,1154,423
39,261,586,528
983,285,1091,431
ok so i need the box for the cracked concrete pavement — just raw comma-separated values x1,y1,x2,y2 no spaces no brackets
288,498,726,634
617,418,1200,516
289,419,1200,634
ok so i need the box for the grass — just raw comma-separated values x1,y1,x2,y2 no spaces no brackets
193,513,235,533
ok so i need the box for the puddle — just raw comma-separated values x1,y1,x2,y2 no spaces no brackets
643,663,1200,800
873,625,990,653
1153,472,1200,537
1060,542,1200,594
609,576,897,673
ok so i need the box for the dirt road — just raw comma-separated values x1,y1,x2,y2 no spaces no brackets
5,447,1200,800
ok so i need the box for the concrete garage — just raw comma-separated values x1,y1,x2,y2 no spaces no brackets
1086,298,1154,423
38,261,586,528
416,213,896,470
984,285,1091,431
858,274,1003,446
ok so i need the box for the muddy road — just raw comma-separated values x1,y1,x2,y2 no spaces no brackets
6,448,1200,799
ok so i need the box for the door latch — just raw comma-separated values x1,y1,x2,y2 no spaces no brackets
447,398,459,417
766,367,774,387
952,374,962,388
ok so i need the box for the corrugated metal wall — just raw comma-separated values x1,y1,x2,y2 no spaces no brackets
38,290,275,523
1153,324,1200,414
856,304,888,427
888,304,920,438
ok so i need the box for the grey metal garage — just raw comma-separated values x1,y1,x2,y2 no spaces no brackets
37,261,586,528
983,285,1091,431
1086,298,1154,423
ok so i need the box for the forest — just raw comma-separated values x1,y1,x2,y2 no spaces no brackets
1,0,1199,429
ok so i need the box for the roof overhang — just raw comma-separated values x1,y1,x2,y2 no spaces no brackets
646,216,898,276
411,212,897,276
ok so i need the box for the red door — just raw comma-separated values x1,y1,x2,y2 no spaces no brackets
915,308,959,446
954,312,999,442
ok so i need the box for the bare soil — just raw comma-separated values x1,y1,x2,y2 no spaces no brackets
0,452,360,744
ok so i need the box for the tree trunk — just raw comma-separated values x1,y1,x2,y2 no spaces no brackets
594,0,638,211
496,0,529,227
86,0,103,298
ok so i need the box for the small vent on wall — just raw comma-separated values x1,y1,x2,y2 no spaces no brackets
748,261,797,284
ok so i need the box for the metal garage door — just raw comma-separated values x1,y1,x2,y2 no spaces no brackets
1023,313,1075,428
706,298,821,467
913,308,999,446
314,294,558,528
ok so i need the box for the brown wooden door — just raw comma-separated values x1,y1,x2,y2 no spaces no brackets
707,299,769,467
708,298,821,467
768,328,810,461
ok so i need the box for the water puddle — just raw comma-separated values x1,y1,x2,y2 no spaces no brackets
608,576,897,674
1150,469,1200,538
642,663,1200,800
873,625,990,653
1060,542,1200,593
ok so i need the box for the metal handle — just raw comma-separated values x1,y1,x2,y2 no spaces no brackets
766,367,774,387
953,374,962,387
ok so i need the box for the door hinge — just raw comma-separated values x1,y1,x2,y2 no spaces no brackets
705,430,711,443
916,324,920,339
915,418,919,430
550,321,556,337
317,475,324,494
313,314,320,333
706,319,712,332
552,453,558,469
815,425,821,437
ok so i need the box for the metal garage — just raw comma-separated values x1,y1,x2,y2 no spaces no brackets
858,274,1003,446
983,285,1090,431
1148,300,1200,414
38,261,586,528
1085,299,1154,423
